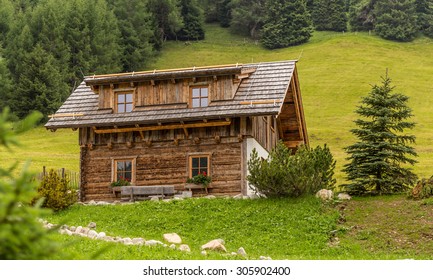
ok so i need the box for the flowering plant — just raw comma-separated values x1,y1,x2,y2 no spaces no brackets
186,172,212,187
110,176,131,187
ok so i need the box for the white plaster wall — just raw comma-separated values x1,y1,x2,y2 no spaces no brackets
246,137,269,195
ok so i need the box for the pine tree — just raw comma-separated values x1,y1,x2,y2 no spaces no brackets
417,0,433,37
343,74,418,195
348,0,376,31
261,0,312,49
229,0,266,39
312,0,348,31
0,0,14,42
107,0,155,71
147,0,184,43
12,44,69,121
0,52,13,110
176,0,205,40
216,0,232,27
374,0,418,42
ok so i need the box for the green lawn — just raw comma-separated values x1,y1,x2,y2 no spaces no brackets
45,195,433,260
2,24,432,184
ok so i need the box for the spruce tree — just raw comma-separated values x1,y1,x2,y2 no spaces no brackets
417,0,433,38
261,0,312,49
374,0,418,42
312,0,348,31
0,53,12,110
348,0,376,32
216,0,232,27
176,0,205,40
343,74,418,195
229,0,266,39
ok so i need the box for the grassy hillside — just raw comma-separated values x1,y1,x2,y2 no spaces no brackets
2,24,433,183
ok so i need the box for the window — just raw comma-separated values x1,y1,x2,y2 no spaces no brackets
191,86,209,108
112,157,136,184
116,92,133,113
189,155,210,177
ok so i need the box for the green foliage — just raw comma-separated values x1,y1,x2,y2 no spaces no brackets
247,142,336,198
148,0,184,43
110,177,131,187
36,169,78,211
229,0,266,39
0,109,60,259
0,54,12,110
176,0,205,40
260,0,313,49
374,0,418,42
343,73,418,195
186,171,212,187
349,0,376,31
312,0,348,32
216,0,232,27
408,176,433,199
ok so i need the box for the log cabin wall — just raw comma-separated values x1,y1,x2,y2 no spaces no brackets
79,119,245,201
251,115,278,152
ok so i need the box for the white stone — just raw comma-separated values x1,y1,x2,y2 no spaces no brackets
150,196,160,201
132,238,144,245
182,191,192,198
231,252,237,256
242,195,250,199
201,250,207,256
103,236,114,242
204,195,216,199
65,229,73,236
163,233,182,244
97,201,109,205
169,244,176,249
315,189,333,201
201,239,227,252
237,247,247,257
81,227,90,235
88,222,97,229
97,232,106,239
248,194,259,200
75,226,83,233
145,240,164,246
337,193,351,200
88,200,97,205
233,194,243,199
259,256,272,260
70,226,76,232
88,230,98,239
179,244,191,252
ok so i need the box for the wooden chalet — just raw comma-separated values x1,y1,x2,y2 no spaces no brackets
45,60,308,201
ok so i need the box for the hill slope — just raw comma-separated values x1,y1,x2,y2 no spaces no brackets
2,24,433,183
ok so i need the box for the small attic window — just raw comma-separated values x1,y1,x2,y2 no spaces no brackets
116,92,133,113
191,86,209,108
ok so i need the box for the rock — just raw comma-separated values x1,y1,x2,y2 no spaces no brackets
75,226,82,233
103,236,114,242
204,195,216,199
182,191,192,198
97,201,109,205
113,200,121,205
169,244,176,249
97,232,106,239
81,227,90,235
233,193,243,200
242,195,250,199
337,193,351,200
122,237,133,245
231,252,237,256
173,197,183,201
237,247,247,257
88,230,98,239
150,196,160,201
163,233,182,244
315,189,333,201
179,244,191,252
201,250,207,256
132,238,144,245
65,229,73,236
88,200,97,205
87,222,97,229
69,226,76,232
145,240,164,246
248,194,259,200
259,256,272,260
201,239,227,252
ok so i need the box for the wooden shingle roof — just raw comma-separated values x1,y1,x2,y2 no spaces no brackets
45,61,297,129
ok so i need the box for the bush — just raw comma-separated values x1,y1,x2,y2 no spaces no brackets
37,169,77,211
408,176,433,200
247,142,336,198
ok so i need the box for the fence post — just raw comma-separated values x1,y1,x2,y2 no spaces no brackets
43,166,46,177
61,168,65,179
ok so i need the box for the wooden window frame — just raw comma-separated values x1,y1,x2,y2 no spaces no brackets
188,153,211,178
114,88,135,113
190,85,210,108
111,156,137,185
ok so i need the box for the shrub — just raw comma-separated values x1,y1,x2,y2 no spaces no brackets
37,169,77,211
408,176,433,200
247,141,336,198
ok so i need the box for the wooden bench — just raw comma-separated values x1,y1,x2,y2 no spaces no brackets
121,185,175,201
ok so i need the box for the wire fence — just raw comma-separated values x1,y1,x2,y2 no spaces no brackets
37,166,80,191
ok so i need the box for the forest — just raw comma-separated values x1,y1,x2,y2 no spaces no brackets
0,0,433,121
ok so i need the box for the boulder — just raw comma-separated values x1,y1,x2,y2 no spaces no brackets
201,239,227,252
237,247,247,257
337,193,351,200
179,244,191,252
315,189,333,201
163,233,182,244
